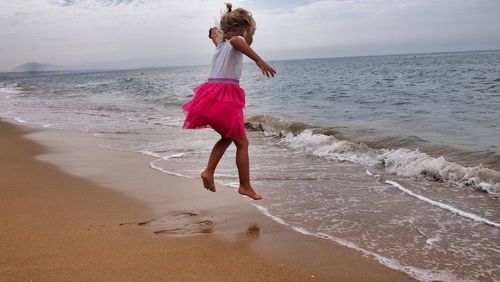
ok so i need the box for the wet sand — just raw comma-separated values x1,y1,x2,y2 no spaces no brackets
0,119,414,281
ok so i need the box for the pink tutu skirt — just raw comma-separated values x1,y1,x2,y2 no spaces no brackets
182,79,246,139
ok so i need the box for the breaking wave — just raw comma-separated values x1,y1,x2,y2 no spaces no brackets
246,114,500,196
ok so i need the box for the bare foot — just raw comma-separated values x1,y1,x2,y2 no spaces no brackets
238,185,262,200
201,171,216,192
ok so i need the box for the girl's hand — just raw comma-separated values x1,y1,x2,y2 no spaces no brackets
256,59,276,78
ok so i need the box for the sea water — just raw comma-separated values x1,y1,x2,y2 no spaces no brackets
1,50,499,281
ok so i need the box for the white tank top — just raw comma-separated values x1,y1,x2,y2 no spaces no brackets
207,37,244,81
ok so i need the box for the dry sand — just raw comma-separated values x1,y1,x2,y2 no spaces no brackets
0,119,414,281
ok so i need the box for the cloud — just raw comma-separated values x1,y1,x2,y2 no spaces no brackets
1,0,224,69
0,0,499,71
95,0,141,6
253,0,500,58
51,0,78,6
51,0,140,7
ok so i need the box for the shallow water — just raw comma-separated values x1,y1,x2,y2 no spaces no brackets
1,50,499,281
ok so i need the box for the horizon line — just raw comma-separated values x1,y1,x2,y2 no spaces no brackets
3,48,499,74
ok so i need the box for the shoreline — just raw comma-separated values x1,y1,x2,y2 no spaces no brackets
0,118,414,281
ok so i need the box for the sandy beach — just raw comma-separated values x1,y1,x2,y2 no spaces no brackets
0,119,414,281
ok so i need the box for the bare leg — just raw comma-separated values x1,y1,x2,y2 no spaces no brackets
233,138,262,200
201,136,232,192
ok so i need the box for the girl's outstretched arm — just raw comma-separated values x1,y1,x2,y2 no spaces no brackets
230,36,276,78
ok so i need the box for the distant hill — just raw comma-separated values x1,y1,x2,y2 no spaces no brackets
12,62,67,72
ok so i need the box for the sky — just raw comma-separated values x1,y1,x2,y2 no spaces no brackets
1,0,500,71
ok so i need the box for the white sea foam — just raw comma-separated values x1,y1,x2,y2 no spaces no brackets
140,150,161,158
12,116,54,129
226,182,240,189
149,160,194,178
14,116,28,124
251,203,463,282
141,150,185,160
366,169,499,227
279,129,499,196
161,153,185,160
0,85,22,95
97,143,193,178
384,180,500,228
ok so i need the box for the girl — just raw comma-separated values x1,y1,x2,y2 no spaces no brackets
182,3,276,200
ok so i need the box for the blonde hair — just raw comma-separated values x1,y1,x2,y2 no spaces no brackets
220,3,256,41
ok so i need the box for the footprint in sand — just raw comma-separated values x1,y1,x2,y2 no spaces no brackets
246,224,260,237
154,220,214,235
138,212,214,235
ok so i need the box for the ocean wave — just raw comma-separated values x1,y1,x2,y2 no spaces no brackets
245,115,500,196
0,83,23,95
245,114,318,136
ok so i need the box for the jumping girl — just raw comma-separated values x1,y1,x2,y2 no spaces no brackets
182,3,276,200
